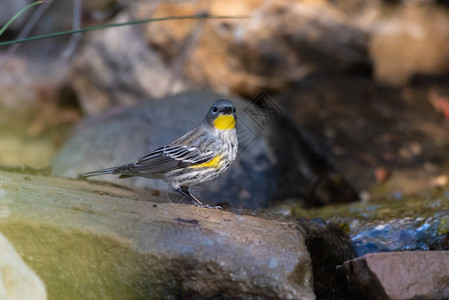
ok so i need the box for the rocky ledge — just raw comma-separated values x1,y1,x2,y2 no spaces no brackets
0,170,355,299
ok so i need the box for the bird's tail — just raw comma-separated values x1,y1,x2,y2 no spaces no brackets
81,166,120,178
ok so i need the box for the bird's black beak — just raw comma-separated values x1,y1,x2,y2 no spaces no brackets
221,106,234,114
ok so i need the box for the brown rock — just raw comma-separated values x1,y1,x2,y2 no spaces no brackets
150,0,368,96
223,0,368,95
71,0,369,113
342,251,449,299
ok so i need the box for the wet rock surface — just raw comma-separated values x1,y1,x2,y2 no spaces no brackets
52,90,358,209
289,188,449,256
0,170,316,299
342,251,449,300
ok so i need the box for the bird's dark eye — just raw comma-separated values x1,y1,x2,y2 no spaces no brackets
212,107,218,113
233,108,236,113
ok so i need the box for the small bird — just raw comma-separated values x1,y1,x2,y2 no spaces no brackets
82,99,238,208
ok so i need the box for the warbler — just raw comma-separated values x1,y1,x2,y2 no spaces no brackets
82,99,238,208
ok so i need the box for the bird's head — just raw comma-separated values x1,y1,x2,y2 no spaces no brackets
204,99,237,130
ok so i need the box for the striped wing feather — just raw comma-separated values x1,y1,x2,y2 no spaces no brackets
123,145,214,174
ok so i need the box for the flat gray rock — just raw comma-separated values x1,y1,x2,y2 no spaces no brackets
0,170,315,299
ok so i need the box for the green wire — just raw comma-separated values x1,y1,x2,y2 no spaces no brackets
0,1,44,38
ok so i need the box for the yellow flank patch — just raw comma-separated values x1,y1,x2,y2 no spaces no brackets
189,154,222,169
213,115,236,130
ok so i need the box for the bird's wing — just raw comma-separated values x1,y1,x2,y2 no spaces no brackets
123,145,215,174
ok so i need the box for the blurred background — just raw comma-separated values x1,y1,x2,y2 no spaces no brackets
1,0,449,205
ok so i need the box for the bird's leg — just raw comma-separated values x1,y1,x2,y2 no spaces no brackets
182,187,223,210
179,186,203,206
173,186,222,210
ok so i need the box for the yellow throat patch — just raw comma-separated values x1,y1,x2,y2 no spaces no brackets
189,154,223,169
213,115,236,130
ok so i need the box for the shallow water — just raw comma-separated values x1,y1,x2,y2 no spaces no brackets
289,189,449,255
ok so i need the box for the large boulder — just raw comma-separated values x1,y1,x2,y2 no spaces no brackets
52,91,359,208
0,170,316,299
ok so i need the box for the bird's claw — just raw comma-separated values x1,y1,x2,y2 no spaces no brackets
194,203,223,210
